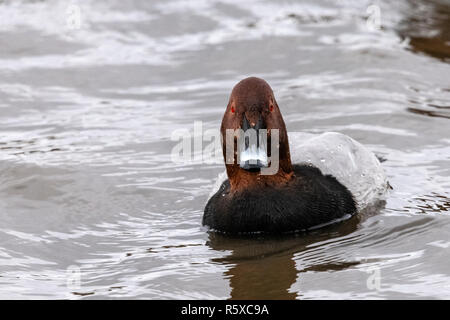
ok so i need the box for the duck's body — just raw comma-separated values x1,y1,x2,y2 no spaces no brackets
204,164,356,233
202,77,387,234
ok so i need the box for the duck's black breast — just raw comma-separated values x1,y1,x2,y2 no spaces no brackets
203,164,356,234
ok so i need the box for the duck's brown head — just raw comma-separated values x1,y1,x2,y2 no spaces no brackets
221,77,293,191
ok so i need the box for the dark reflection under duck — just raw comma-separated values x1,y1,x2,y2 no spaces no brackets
206,200,385,300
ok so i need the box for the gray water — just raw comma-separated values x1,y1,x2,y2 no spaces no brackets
0,0,449,299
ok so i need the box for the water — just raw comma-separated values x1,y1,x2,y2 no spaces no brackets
0,0,449,299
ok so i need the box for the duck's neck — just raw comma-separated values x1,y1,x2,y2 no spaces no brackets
226,166,294,192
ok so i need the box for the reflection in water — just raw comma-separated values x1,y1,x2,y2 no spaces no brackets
398,0,450,61
208,235,300,300
206,201,386,299
207,219,359,299
406,107,450,119
407,193,450,214
398,1,450,120
206,212,351,298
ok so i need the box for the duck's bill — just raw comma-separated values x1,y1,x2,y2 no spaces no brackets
239,144,268,171
238,114,268,171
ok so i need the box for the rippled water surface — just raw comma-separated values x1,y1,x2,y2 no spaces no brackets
0,0,449,299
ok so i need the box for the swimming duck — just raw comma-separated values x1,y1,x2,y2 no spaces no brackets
203,77,387,234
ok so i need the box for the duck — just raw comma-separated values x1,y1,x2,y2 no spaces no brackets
203,77,387,234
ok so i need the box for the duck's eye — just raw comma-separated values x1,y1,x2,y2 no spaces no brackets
269,104,274,112
231,106,235,113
